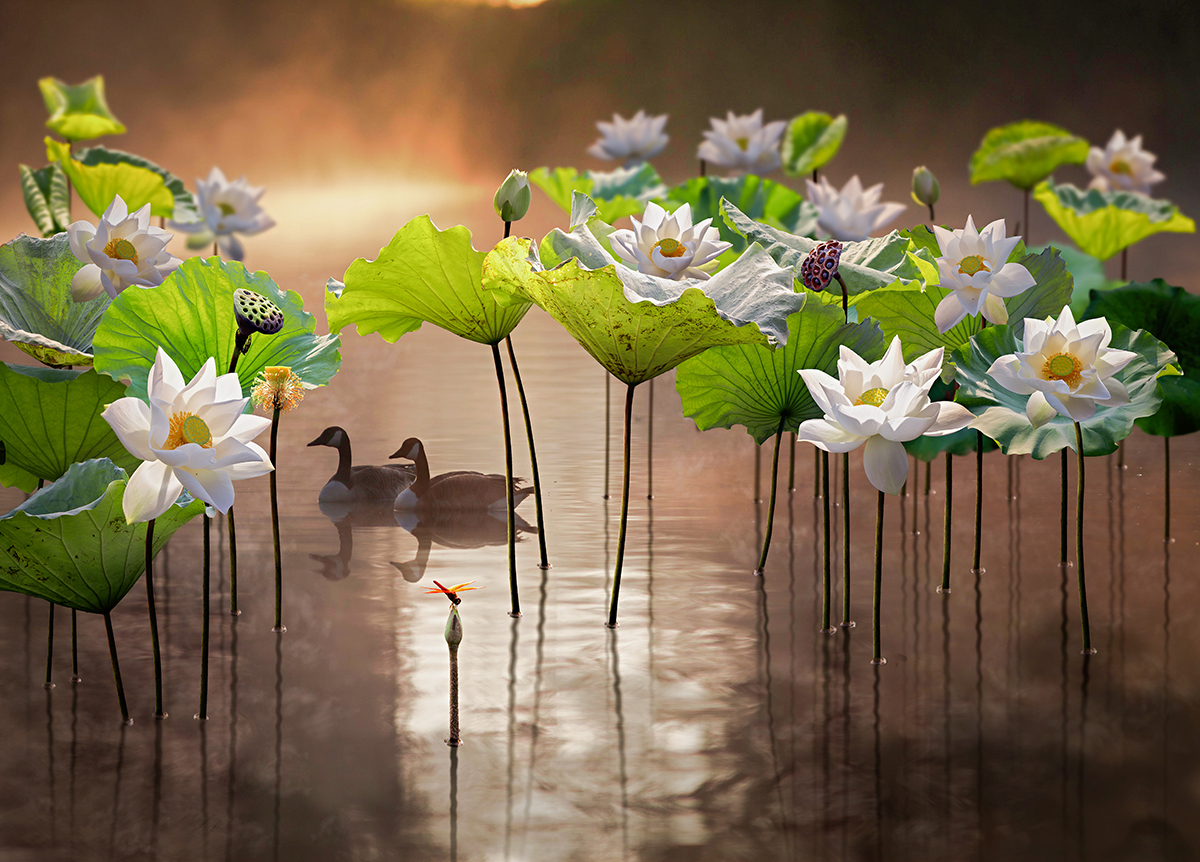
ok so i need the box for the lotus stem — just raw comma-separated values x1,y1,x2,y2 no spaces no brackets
647,379,654,500
755,418,787,575
873,490,886,665
812,169,818,183
928,203,936,223
227,334,249,376
1120,247,1128,282
227,508,240,616
503,221,511,241
607,383,637,628
940,452,952,593
197,515,210,721
1023,188,1031,246
213,241,218,258
821,450,833,632
1060,448,1068,566
842,452,853,627
448,642,461,746
603,372,611,500
270,406,285,632
814,448,820,497
699,159,707,178
44,602,55,691
1074,422,1095,655
491,342,520,617
973,431,984,572
754,442,762,503
145,518,165,719
71,609,80,683
1164,437,1171,542
924,460,931,496
835,273,849,322
911,456,918,531
104,612,131,725
788,432,796,492
505,336,550,568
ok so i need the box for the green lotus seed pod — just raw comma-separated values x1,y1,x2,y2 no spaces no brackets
233,288,284,337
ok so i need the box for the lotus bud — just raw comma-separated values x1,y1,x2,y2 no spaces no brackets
493,169,531,223
800,240,843,292
445,606,463,647
233,288,284,339
911,166,940,207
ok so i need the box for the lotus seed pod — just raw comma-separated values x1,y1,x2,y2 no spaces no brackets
799,240,843,292
493,169,531,223
911,166,940,207
233,288,284,337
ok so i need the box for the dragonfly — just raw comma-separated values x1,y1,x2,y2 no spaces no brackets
425,580,481,605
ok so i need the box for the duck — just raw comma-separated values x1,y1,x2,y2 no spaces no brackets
389,437,535,513
307,426,415,503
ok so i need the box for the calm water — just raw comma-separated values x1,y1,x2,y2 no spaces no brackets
1,309,1198,861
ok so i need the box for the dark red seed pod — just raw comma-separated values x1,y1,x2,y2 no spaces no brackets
800,240,843,292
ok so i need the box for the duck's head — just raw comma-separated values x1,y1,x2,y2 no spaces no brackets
308,426,348,449
389,437,422,462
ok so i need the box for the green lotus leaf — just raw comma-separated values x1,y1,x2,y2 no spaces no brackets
0,440,40,494
1026,242,1124,317
676,302,886,444
952,323,1173,458
780,112,847,177
854,245,1072,366
0,363,139,484
1083,280,1200,437
666,175,820,256
0,232,107,368
481,230,802,385
39,76,126,142
722,200,933,294
969,120,1088,190
72,146,201,224
0,459,203,614
903,427,999,460
46,139,174,220
1033,179,1195,262
529,164,667,224
19,163,71,236
92,256,341,402
326,215,530,347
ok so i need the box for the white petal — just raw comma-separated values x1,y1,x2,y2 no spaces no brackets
101,397,155,461
862,436,909,495
175,467,236,514
222,442,275,479
934,293,969,333
795,418,867,453
1025,390,1059,428
66,222,97,263
924,402,977,436
982,292,1009,325
224,412,273,445
122,460,182,524
70,265,105,303
988,263,1036,297
1101,377,1129,406
148,348,186,403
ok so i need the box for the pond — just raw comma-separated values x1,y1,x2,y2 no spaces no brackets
1,305,1197,861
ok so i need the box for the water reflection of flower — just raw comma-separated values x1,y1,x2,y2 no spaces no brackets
587,110,669,167
171,167,275,261
609,202,731,280
697,109,787,175
66,195,180,302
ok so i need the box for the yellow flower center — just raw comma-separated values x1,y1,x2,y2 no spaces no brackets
218,202,238,217
735,136,750,151
163,411,213,450
1109,158,1133,176
103,237,139,264
1042,352,1083,388
264,366,292,387
854,387,890,407
653,238,687,258
957,255,990,277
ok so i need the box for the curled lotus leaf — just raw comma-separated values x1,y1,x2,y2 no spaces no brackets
780,112,847,177
46,138,174,220
969,120,1088,190
39,76,126,142
529,165,667,225
665,175,820,255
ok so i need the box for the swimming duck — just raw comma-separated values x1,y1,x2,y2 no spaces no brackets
389,437,534,512
308,426,415,503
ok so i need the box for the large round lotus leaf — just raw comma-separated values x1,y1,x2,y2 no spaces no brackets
73,145,201,224
665,175,819,254
482,230,802,385
1083,280,1200,437
952,322,1173,458
46,138,173,220
1033,179,1195,262
0,440,39,494
0,233,107,367
39,76,126,142
92,255,341,403
0,363,139,484
969,121,1088,190
0,459,203,614
529,165,668,225
326,215,531,347
676,301,886,444
780,111,847,177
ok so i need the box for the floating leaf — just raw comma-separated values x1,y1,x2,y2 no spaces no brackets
326,215,530,346
676,302,886,444
19,164,71,236
73,146,201,223
953,323,1173,458
0,233,106,368
1033,179,1195,262
969,120,1088,190
1083,280,1200,437
38,76,126,142
0,363,139,484
93,256,341,402
482,230,802,385
0,459,202,614
666,175,819,255
529,164,667,224
45,138,174,220
780,112,847,177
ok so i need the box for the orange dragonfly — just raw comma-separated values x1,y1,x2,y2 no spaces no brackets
425,580,482,605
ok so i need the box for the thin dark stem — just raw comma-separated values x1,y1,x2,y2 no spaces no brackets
1121,247,1128,282
647,379,654,500
491,343,520,617
104,612,131,725
842,452,852,627
45,602,55,690
1023,188,1031,246
1164,437,1170,542
835,273,849,321
873,490,886,665
270,406,284,632
1075,422,1093,654
812,169,818,183
227,507,239,616
448,644,461,745
213,241,218,258
754,442,762,503
604,373,611,499
503,221,511,240
822,451,832,631
928,203,936,223
699,159,707,178
911,456,918,530
925,460,931,495
505,337,549,568
607,383,637,628
227,332,249,376
973,431,984,572
814,447,820,497
788,432,796,492
198,515,210,721
71,609,79,683
145,518,165,718
940,452,952,593
1060,448,1069,566
756,419,787,575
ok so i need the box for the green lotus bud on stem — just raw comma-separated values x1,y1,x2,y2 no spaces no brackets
911,166,940,207
493,169,531,223
445,605,463,647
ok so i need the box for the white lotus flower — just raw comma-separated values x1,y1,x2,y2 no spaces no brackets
66,195,180,303
796,338,975,495
609,201,732,280
932,216,1036,332
101,348,274,524
1086,130,1165,195
587,110,669,167
985,305,1138,428
171,167,275,262
805,175,906,242
697,109,787,175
